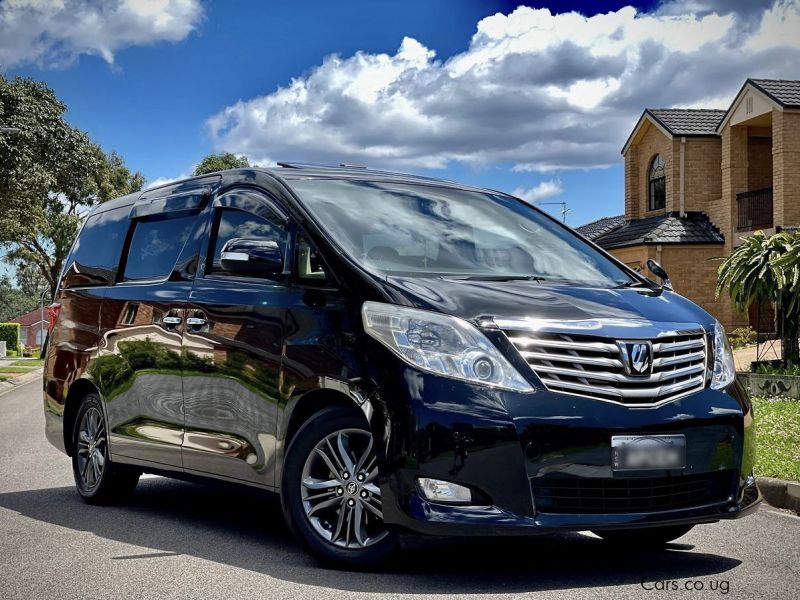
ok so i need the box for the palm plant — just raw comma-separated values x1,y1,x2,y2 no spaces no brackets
716,230,800,366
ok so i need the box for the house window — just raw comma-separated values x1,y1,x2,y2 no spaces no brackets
648,154,666,211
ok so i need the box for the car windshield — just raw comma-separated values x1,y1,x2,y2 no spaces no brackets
288,178,636,287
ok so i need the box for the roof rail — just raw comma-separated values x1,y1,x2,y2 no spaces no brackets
276,161,353,170
274,161,455,185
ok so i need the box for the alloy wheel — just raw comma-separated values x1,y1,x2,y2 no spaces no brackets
300,428,387,549
76,407,106,489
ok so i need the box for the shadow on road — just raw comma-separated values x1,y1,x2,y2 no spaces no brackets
0,477,742,594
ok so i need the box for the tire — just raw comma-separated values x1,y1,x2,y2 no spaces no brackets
281,407,398,567
71,394,140,505
592,524,694,547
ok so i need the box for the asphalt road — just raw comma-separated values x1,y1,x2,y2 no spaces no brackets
1,378,798,600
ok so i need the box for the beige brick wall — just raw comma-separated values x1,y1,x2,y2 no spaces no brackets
683,137,722,214
609,243,747,330
609,245,653,273
712,124,748,254
623,123,673,219
624,147,639,220
773,110,800,228
659,245,747,329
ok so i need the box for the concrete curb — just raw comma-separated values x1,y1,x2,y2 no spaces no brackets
757,476,800,513
0,369,42,398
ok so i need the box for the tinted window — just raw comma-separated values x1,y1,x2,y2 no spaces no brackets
62,206,130,288
288,179,635,287
210,208,288,274
122,215,196,281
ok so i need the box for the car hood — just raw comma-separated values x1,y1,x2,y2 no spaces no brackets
382,276,715,332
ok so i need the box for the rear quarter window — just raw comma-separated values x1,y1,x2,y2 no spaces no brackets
61,206,131,288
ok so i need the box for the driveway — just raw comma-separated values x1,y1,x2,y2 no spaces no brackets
1,378,798,599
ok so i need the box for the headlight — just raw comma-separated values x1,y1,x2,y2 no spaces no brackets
710,320,735,390
361,301,533,392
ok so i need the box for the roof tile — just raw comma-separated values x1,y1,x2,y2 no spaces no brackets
749,79,800,108
647,109,725,136
576,215,625,240
589,212,724,249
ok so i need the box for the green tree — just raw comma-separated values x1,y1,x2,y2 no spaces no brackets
716,230,800,366
0,275,38,322
193,152,250,175
0,75,144,298
15,260,49,301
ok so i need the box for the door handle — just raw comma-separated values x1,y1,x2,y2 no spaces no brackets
163,316,182,325
186,317,207,327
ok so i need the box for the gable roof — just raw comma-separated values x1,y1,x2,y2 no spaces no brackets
10,308,45,327
576,215,625,241
646,109,726,136
589,212,724,250
717,78,800,132
749,79,800,109
621,108,724,155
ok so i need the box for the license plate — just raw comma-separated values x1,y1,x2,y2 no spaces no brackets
611,435,686,471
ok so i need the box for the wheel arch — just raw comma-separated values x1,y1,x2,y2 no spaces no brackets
283,388,363,448
277,387,386,490
63,378,102,456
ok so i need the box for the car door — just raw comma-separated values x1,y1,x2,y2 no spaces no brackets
100,190,210,469
181,188,289,486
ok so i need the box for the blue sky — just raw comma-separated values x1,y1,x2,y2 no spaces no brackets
2,0,798,240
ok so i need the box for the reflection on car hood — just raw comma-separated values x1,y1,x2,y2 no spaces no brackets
382,276,714,330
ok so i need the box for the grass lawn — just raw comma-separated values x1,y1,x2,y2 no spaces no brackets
10,359,45,367
753,397,800,482
0,367,35,374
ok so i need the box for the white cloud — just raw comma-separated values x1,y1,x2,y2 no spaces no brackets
0,0,203,69
145,172,190,189
207,1,800,173
512,179,564,203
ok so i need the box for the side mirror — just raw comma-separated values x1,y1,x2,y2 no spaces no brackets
220,238,283,276
646,259,672,290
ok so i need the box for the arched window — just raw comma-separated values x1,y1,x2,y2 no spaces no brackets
648,154,666,211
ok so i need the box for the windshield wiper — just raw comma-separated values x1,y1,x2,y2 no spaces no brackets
442,274,547,282
613,280,650,289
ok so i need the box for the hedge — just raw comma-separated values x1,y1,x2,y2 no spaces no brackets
0,323,21,352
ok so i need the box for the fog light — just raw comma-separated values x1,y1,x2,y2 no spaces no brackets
417,477,472,504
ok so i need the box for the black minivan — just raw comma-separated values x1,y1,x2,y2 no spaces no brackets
44,164,759,565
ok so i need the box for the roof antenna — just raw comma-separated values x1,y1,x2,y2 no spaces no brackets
540,201,571,223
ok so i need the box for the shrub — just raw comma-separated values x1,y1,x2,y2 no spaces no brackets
0,323,20,352
729,326,756,350
754,363,800,377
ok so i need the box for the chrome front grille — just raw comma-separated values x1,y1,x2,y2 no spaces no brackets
504,329,708,406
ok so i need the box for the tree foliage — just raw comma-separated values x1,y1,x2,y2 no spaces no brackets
0,75,144,298
0,275,39,322
717,230,800,365
193,152,250,175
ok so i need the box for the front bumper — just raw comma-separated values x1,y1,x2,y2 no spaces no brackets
374,364,760,537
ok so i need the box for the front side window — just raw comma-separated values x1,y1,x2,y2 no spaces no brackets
209,208,288,275
287,179,636,288
648,154,666,211
122,215,196,281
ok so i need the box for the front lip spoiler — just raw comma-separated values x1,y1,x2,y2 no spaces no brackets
394,484,762,537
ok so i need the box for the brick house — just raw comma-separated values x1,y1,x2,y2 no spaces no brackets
11,307,47,348
577,78,800,330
